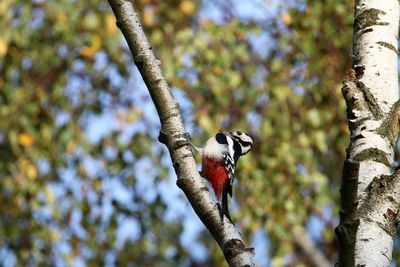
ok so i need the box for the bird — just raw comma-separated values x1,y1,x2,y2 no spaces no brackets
191,131,253,222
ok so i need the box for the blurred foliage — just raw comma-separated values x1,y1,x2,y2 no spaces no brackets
2,0,398,266
0,0,189,265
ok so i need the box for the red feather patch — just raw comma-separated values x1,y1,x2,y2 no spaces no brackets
202,156,229,200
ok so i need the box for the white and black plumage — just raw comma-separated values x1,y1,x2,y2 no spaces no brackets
192,131,253,222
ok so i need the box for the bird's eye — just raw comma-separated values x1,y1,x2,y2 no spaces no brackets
238,131,243,135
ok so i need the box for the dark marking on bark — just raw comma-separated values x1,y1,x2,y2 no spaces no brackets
354,65,365,78
134,52,148,64
362,28,373,34
199,186,209,192
180,153,194,159
351,132,364,142
359,171,400,236
353,148,390,166
158,130,168,144
375,100,400,148
384,208,397,220
224,239,246,260
159,130,191,151
368,174,391,194
355,8,388,32
376,41,399,55
173,162,180,169
356,81,383,120
160,111,180,122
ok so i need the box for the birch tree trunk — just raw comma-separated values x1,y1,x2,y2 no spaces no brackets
336,0,400,266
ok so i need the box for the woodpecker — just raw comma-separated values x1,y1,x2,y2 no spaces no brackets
192,131,253,222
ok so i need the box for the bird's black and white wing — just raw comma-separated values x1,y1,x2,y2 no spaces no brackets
222,152,235,197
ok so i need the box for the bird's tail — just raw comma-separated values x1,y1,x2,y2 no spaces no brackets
221,189,232,223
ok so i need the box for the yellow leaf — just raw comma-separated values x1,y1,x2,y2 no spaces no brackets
229,71,242,88
67,140,77,154
82,12,99,30
18,133,35,147
180,1,196,16
0,38,8,57
143,7,155,27
19,160,38,180
27,165,37,180
80,35,101,58
49,229,60,242
0,0,12,16
45,186,56,204
57,12,67,24
212,66,223,75
94,179,103,191
271,257,285,267
198,114,216,134
105,14,116,36
281,12,292,25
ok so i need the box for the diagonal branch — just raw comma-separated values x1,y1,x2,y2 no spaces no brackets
107,1,255,266
292,226,331,267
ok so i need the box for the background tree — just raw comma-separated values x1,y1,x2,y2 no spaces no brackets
1,0,399,266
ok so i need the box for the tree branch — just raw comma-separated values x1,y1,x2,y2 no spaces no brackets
107,1,255,266
292,226,331,267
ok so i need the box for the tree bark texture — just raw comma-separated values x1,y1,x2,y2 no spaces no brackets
337,0,400,266
107,1,255,266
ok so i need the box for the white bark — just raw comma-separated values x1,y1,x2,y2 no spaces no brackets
353,0,399,112
355,222,393,266
338,0,399,266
